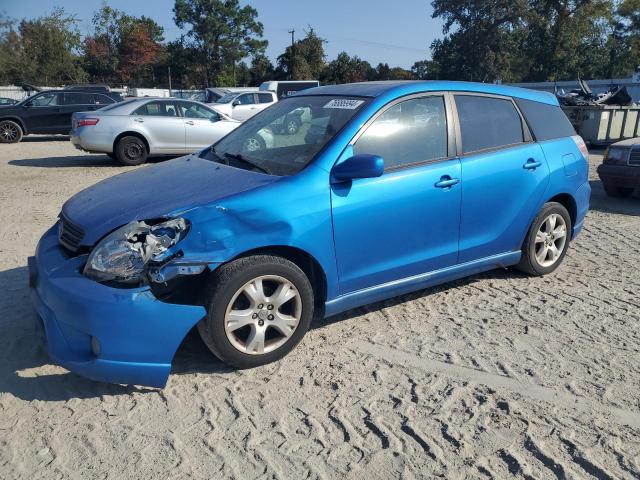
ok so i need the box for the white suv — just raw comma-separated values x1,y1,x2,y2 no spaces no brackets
211,91,277,121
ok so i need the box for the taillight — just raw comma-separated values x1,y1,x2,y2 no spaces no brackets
572,135,589,159
78,118,99,127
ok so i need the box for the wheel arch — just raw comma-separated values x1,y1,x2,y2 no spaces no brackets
113,131,150,154
546,193,577,235
227,245,328,314
0,116,27,134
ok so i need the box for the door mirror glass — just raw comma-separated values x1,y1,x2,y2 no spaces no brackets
331,154,384,182
232,99,241,107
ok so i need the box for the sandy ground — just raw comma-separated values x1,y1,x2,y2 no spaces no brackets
1,137,640,479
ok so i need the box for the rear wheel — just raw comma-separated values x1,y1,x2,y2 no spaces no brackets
0,120,22,143
603,183,634,198
198,255,314,368
115,136,148,166
517,202,571,276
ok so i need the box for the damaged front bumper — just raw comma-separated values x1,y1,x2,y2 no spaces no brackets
29,226,206,388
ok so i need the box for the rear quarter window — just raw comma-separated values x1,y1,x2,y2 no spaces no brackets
515,98,576,141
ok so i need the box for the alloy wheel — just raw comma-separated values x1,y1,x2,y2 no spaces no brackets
0,122,19,142
534,213,567,268
224,275,302,355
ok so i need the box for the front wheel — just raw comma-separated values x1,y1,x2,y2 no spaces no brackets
0,120,23,143
517,202,572,276
198,255,314,368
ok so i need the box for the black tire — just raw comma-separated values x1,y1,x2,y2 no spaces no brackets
0,120,23,143
517,202,572,276
285,118,300,135
241,134,266,153
602,183,634,198
197,255,314,369
115,135,148,166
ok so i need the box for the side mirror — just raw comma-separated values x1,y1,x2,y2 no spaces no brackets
331,154,384,183
23,101,33,108
232,100,241,107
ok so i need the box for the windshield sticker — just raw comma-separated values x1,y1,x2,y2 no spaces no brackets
323,99,364,110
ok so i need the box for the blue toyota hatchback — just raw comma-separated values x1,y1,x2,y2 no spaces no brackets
29,81,590,387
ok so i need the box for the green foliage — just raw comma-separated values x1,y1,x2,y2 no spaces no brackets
427,0,637,82
173,0,267,87
0,8,87,85
82,4,165,86
277,28,326,80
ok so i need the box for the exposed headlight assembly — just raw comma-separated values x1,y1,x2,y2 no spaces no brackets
83,218,189,284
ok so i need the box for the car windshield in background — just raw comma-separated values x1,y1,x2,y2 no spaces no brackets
206,95,369,176
216,93,237,104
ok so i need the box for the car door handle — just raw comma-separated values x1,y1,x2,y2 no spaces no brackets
134,117,144,123
185,120,195,125
434,175,460,189
523,158,542,170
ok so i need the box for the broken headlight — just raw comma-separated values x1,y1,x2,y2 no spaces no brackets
83,218,189,284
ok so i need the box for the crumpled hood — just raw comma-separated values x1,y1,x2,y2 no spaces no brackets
62,155,278,246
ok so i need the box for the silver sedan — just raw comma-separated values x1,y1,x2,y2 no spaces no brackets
70,98,243,165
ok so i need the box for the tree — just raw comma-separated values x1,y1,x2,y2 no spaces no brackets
83,5,165,86
173,0,267,87
428,0,617,82
322,52,374,84
249,54,275,85
411,60,438,79
277,27,326,79
10,8,87,85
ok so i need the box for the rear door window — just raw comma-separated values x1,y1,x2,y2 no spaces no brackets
455,95,524,154
354,96,448,169
258,93,273,104
515,99,575,141
63,92,95,105
133,101,178,116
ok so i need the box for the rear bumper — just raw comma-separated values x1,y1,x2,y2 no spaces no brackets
70,129,113,153
29,225,206,387
572,181,591,239
597,164,640,188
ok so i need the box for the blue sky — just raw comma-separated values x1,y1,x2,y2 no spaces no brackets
0,0,444,68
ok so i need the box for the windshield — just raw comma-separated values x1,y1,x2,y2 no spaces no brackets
204,95,369,176
216,93,238,104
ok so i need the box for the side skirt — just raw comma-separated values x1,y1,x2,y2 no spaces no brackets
324,251,521,318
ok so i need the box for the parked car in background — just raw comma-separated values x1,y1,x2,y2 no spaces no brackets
597,137,640,197
212,90,278,121
0,97,17,106
259,80,320,99
0,89,123,143
30,81,590,387
70,98,270,165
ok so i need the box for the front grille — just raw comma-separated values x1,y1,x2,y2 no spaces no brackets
628,147,640,166
58,214,85,253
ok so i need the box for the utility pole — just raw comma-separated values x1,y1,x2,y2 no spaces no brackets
288,29,295,80
168,65,172,96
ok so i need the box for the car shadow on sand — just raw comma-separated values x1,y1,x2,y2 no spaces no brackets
0,263,516,401
21,135,70,142
589,179,640,217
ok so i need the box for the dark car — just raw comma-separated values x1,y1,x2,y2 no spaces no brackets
0,89,123,143
596,138,640,197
